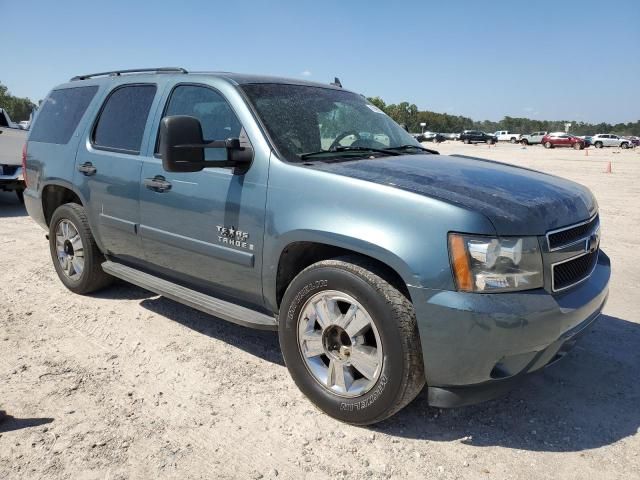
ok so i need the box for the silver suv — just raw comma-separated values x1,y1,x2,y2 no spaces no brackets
520,131,548,145
591,134,632,149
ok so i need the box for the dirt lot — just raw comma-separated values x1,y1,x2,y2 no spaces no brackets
1,142,639,480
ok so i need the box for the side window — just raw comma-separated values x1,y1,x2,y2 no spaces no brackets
93,84,157,154
29,86,98,144
159,85,242,161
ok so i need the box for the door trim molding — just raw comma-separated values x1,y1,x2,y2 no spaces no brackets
139,224,254,267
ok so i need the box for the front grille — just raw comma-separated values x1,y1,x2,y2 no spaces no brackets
547,215,599,250
552,250,598,291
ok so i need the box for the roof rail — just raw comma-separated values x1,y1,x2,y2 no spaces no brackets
70,67,188,81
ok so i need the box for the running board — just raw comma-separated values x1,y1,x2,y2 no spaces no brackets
102,261,277,330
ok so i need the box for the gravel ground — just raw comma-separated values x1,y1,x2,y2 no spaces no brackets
1,142,639,479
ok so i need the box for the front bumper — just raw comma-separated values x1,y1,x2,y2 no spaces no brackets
0,165,24,191
409,250,610,407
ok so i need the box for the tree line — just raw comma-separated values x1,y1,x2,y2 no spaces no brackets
0,82,38,122
2,79,638,136
367,97,640,137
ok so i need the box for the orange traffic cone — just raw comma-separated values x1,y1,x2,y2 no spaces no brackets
604,161,612,173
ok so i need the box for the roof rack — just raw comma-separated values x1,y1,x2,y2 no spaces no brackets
70,67,188,81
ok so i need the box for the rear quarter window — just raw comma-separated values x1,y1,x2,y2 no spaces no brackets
92,84,157,154
28,86,98,144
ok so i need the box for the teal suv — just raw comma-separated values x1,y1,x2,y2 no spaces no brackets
23,68,609,424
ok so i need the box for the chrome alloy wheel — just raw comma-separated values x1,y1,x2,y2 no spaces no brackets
55,219,85,280
297,290,383,397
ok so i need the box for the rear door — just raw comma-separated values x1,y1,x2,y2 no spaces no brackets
138,82,268,306
75,83,159,262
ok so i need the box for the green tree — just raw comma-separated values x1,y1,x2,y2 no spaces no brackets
0,81,37,122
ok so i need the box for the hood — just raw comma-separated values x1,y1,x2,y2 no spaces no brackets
307,154,597,236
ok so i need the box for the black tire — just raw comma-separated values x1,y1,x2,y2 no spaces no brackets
621,142,629,149
595,141,603,149
573,142,582,150
488,139,495,145
49,203,113,294
279,257,425,425
510,137,517,144
544,141,553,149
463,138,471,144
521,139,529,146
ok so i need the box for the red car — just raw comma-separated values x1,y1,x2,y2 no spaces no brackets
542,132,586,150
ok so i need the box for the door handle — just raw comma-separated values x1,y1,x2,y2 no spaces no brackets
77,162,97,176
144,175,172,193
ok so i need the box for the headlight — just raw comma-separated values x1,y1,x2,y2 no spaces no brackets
448,233,543,292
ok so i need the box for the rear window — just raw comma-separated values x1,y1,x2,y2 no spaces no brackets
28,86,98,144
92,84,157,154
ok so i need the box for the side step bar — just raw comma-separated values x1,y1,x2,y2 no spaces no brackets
102,261,277,330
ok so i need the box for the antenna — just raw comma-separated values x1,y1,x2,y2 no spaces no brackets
330,77,342,88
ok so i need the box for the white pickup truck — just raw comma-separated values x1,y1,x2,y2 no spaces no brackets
0,108,27,202
494,130,521,143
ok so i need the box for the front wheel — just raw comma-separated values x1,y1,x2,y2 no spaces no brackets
544,141,553,149
521,139,529,146
49,203,113,294
279,257,425,425
621,142,629,149
595,142,603,148
573,142,583,150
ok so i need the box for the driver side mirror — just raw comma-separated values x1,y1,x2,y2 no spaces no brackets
159,115,253,173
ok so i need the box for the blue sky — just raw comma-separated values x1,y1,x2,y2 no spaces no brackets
1,0,639,123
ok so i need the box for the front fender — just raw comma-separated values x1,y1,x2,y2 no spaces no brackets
262,156,496,310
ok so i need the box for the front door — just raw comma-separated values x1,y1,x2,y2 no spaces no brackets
138,83,268,306
74,83,159,262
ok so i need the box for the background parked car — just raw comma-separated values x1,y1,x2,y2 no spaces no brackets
542,132,586,149
459,130,497,144
18,120,30,130
494,130,521,143
441,132,460,140
623,136,639,147
520,131,548,145
413,131,444,143
591,134,632,149
577,136,593,147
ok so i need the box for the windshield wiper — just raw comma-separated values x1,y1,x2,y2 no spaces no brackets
385,144,439,154
299,146,401,160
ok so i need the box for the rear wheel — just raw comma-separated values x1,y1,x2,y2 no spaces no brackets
49,203,113,294
510,137,517,144
573,142,583,150
544,141,553,149
464,138,471,144
487,139,495,145
279,257,425,425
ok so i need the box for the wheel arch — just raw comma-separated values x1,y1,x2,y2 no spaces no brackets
41,181,86,227
267,233,415,313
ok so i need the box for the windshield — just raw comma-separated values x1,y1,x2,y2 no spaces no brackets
241,83,421,162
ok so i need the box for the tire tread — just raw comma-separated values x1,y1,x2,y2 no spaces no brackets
50,203,113,294
293,256,426,424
